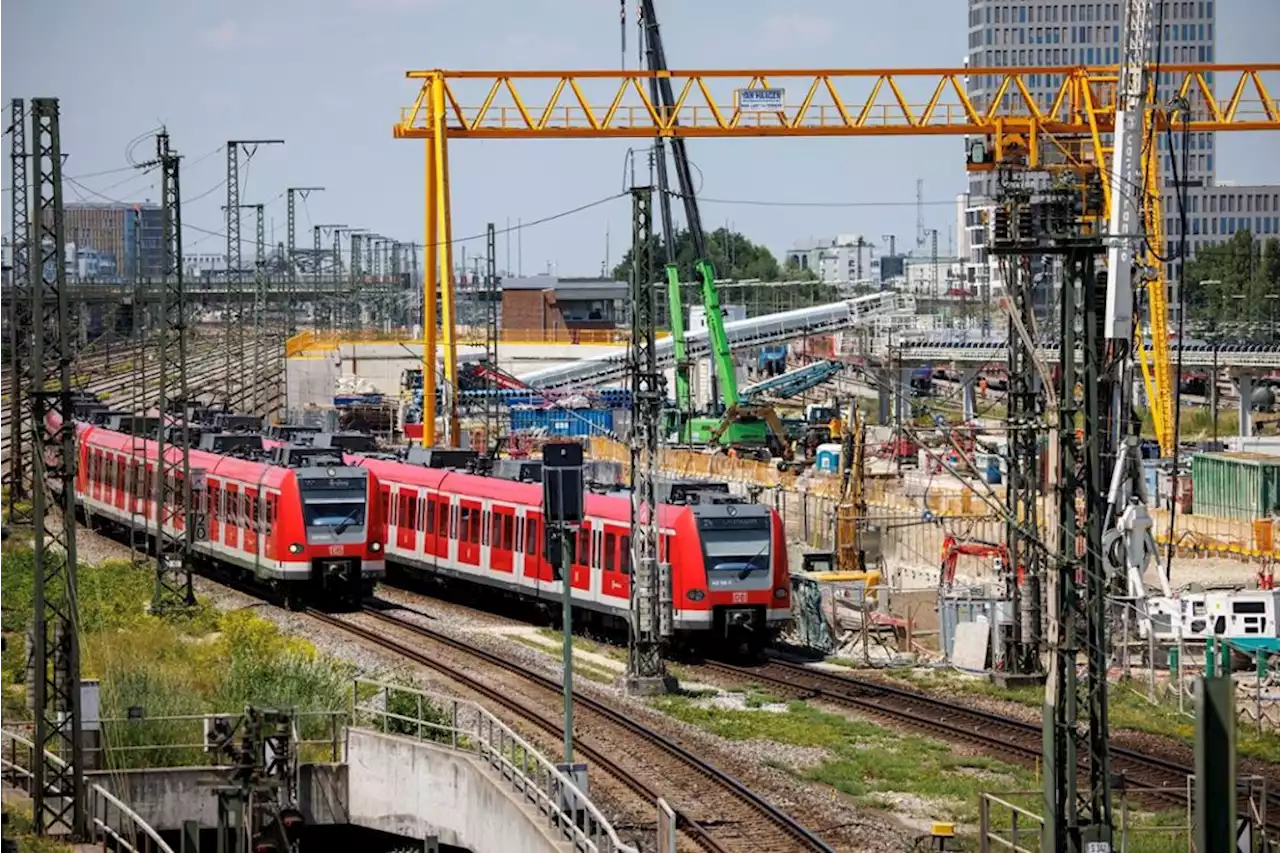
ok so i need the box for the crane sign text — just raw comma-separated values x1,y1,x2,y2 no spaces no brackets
735,88,785,112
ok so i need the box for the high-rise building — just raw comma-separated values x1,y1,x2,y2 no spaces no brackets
59,202,164,279
965,0,1217,203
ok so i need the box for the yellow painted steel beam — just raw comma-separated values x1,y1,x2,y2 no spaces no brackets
394,65,1280,140
395,63,1279,451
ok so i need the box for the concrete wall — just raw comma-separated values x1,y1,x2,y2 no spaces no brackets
87,764,347,831
346,728,570,853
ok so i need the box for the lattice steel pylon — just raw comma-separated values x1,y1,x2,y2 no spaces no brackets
7,98,32,525
1044,243,1114,853
285,187,323,339
224,140,283,408
625,186,672,692
129,207,149,566
244,203,266,417
151,130,196,613
27,96,87,839
483,223,500,453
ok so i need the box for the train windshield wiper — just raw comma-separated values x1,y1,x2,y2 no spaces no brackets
333,507,361,536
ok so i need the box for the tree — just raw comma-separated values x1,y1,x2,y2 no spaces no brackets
1184,231,1279,337
612,226,783,282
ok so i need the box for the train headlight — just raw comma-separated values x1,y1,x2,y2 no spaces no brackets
685,589,706,602
289,543,304,555
773,587,789,600
370,541,382,553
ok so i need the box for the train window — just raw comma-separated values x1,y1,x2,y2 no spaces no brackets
502,514,514,551
426,500,435,534
525,517,537,556
379,486,390,522
619,535,631,574
417,497,426,531
576,527,589,567
267,495,277,533
470,509,480,544
604,532,616,571
459,507,470,543
407,495,419,532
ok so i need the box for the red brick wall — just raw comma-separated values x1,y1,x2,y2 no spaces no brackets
501,289,565,331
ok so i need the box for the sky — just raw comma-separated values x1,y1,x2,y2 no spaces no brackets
3,0,1279,278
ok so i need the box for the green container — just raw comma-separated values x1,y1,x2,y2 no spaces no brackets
1190,451,1280,520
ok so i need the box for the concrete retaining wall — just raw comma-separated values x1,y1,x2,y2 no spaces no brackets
346,728,570,853
87,764,347,830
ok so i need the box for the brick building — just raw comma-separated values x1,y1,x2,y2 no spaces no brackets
500,275,628,335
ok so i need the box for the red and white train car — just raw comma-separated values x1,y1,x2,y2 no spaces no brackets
74,421,386,605
354,456,791,649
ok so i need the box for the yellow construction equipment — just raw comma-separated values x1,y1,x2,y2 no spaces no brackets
394,63,1280,451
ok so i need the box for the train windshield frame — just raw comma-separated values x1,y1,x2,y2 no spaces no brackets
302,500,367,529
698,515,771,573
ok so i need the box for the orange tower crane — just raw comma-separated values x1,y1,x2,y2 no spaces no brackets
395,64,1280,448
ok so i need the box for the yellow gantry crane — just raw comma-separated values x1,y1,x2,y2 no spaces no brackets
395,63,1280,449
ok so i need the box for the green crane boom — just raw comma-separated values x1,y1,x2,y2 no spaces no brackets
666,263,692,415
695,258,739,409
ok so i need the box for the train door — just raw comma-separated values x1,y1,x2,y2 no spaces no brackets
572,521,592,594
601,526,630,600
432,495,451,561
523,513,545,584
396,489,417,552
243,489,260,564
223,484,240,551
91,450,104,502
378,484,391,546
264,493,279,565
490,506,515,574
115,455,127,510
458,499,482,566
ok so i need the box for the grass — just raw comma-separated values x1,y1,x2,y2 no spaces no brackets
2,802,72,853
867,666,1280,765
652,691,1034,824
652,691,1191,850
1,544,354,769
510,635,617,684
536,627,628,662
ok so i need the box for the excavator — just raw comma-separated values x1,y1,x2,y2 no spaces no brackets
640,0,790,461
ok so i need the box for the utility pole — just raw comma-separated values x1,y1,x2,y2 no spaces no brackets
7,98,32,525
624,185,673,695
313,224,346,333
1044,241,1114,853
27,96,87,839
129,206,149,566
484,223,501,453
151,129,197,614
245,203,266,417
224,139,283,408
285,187,323,337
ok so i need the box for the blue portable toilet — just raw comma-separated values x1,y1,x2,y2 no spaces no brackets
984,454,1002,484
814,443,843,473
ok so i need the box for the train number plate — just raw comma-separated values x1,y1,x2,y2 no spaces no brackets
732,592,748,604
328,545,344,556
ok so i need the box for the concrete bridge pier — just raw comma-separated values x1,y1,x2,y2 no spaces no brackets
960,366,980,422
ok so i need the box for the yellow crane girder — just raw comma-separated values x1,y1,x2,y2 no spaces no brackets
396,63,1280,448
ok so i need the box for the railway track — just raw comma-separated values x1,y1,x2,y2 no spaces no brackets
308,605,835,853
2,337,284,476
701,659,1279,832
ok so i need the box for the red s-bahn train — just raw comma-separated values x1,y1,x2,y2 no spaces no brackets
67,417,386,606
352,455,792,651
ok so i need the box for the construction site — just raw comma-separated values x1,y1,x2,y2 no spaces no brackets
3,1,1280,852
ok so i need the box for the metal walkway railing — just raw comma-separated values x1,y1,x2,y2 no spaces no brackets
1,727,175,853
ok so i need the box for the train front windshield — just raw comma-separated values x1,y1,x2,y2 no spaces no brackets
303,501,366,529
699,516,771,574
298,472,369,536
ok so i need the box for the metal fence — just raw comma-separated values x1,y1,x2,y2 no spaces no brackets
351,677,639,853
84,710,347,770
1,727,175,853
